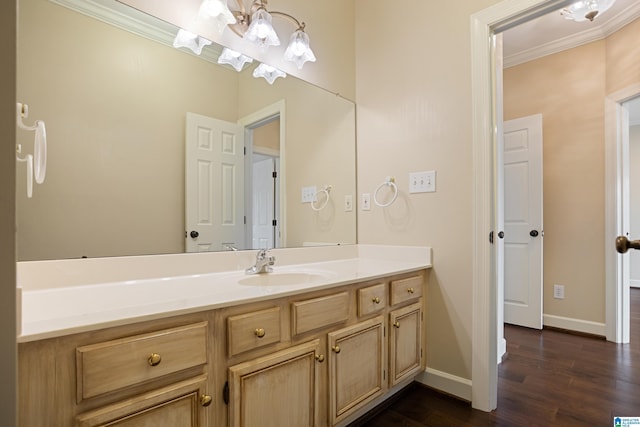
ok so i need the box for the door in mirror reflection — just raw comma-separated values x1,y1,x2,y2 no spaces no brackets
185,113,245,252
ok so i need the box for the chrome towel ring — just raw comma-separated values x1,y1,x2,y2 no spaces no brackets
311,185,332,211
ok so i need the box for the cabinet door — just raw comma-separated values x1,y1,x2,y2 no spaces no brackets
328,316,385,425
389,302,423,386
228,339,322,427
75,375,210,427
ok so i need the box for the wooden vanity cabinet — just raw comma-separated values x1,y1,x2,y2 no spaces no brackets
389,302,423,386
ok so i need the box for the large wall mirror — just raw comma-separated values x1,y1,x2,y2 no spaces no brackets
16,0,356,261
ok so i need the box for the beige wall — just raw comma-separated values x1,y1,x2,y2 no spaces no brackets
1,0,16,423
503,19,640,324
504,41,607,323
631,125,640,285
355,0,502,381
253,119,280,152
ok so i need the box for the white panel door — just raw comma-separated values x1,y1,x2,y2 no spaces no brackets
252,157,276,249
504,114,543,329
185,113,244,252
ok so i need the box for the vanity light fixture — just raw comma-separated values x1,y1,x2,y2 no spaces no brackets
218,47,254,71
172,29,212,55
252,63,286,84
561,0,616,22
200,0,316,68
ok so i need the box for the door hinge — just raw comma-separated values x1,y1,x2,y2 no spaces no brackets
223,381,229,405
489,231,494,244
243,146,246,155
272,171,277,178
272,219,277,226
244,216,247,225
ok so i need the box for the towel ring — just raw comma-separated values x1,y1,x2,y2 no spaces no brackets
374,177,398,207
16,103,47,198
311,185,332,211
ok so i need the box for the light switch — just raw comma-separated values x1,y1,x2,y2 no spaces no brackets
301,186,317,203
409,171,436,194
362,193,371,211
344,195,353,212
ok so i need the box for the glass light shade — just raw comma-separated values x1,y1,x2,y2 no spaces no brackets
284,29,316,69
245,9,280,49
172,29,212,55
198,0,236,33
252,63,286,84
561,0,616,22
218,48,254,72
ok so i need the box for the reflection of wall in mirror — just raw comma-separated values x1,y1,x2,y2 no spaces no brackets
16,0,356,261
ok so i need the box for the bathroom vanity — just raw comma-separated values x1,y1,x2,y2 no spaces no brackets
17,245,430,426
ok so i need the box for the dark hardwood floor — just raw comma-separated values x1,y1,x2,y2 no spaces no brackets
350,288,640,426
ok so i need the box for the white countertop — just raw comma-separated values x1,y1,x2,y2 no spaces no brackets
18,245,431,343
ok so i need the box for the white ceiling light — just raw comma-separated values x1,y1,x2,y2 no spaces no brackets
198,0,237,33
284,28,316,69
217,47,254,71
252,63,286,84
172,29,212,55
561,0,617,22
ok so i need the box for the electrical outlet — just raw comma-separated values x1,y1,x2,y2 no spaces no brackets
344,195,353,212
362,193,371,211
301,186,317,203
553,284,565,299
409,171,436,193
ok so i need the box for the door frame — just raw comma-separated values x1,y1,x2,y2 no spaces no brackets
470,0,578,412
238,100,286,249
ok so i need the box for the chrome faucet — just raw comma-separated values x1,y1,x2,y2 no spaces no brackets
245,249,275,274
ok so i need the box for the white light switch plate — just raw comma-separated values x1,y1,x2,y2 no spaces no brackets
362,193,371,211
301,186,317,203
344,195,353,212
409,171,436,193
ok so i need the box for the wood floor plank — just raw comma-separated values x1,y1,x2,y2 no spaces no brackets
349,288,640,426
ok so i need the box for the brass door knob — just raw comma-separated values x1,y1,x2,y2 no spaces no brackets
407,287,414,294
372,297,381,304
255,328,266,338
331,345,341,354
147,353,162,366
315,354,325,363
200,394,213,407
393,321,400,328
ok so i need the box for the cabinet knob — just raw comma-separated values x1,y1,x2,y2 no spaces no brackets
407,287,414,294
372,297,381,304
254,328,266,338
331,345,341,354
315,354,325,363
147,353,162,366
393,321,400,328
200,394,213,407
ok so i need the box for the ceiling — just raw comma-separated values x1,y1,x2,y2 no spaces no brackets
502,0,640,124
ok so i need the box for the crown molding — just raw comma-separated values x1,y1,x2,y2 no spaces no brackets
504,2,640,68
48,0,223,64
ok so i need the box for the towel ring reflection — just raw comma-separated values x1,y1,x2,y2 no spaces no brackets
374,176,398,207
16,103,48,198
311,185,332,211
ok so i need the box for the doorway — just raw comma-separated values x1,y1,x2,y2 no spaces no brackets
470,0,638,411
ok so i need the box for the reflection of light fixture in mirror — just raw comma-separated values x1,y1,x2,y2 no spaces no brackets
198,0,237,33
253,63,286,84
218,47,254,71
561,0,616,22
199,0,316,69
172,29,212,55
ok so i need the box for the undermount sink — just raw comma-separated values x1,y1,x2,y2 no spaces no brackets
238,271,332,287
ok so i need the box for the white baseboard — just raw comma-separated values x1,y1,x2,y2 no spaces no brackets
498,337,507,364
415,367,472,402
631,279,640,288
543,314,606,336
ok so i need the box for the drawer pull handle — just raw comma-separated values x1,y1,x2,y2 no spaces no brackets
255,328,266,338
200,394,213,407
332,345,341,354
147,353,162,367
372,297,381,304
315,354,325,363
393,321,401,328
407,287,415,294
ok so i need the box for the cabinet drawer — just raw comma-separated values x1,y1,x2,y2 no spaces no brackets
76,322,208,401
358,283,387,317
292,292,349,335
227,307,281,357
390,275,423,306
